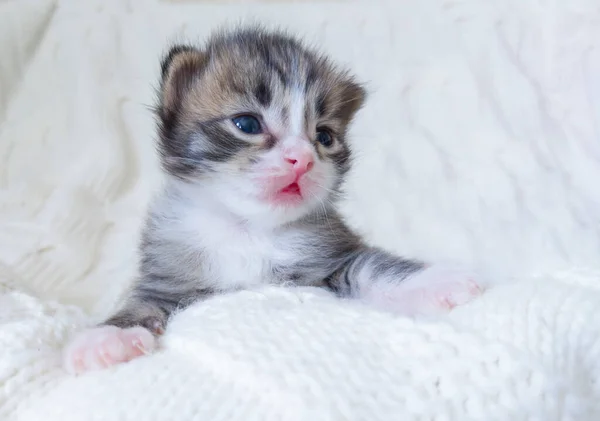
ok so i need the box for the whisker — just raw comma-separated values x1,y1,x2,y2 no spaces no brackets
306,191,340,241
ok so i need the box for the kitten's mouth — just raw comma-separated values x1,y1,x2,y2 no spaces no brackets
280,182,301,196
271,181,304,206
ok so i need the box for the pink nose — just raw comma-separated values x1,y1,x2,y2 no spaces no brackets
284,150,314,177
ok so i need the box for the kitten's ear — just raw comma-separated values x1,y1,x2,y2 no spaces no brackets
158,45,208,113
338,80,367,123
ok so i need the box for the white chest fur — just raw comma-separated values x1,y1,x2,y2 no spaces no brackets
201,223,280,289
171,199,299,290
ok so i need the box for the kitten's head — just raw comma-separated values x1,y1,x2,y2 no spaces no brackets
156,27,365,225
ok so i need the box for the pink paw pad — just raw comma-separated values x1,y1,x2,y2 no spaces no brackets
364,266,485,317
431,278,481,309
63,325,156,374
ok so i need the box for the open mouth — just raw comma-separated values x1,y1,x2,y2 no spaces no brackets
280,182,301,195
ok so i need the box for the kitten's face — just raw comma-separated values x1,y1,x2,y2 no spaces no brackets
157,29,365,225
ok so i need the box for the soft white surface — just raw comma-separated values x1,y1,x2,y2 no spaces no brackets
3,279,600,421
1,0,600,419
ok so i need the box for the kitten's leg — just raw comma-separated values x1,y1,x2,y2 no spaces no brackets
326,248,483,317
63,280,208,374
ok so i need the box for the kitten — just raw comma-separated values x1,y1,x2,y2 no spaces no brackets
63,27,483,374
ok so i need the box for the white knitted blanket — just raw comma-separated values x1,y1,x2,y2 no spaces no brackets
2,0,600,419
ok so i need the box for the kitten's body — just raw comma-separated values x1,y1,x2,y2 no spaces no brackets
63,27,482,374
144,181,359,292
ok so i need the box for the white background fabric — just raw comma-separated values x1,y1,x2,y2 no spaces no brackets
1,0,600,419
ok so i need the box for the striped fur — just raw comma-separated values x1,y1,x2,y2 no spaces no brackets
101,27,478,337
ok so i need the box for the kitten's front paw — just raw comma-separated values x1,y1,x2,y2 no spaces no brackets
63,325,156,374
364,265,484,317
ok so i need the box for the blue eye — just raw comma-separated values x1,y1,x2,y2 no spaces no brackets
316,129,333,147
232,115,262,134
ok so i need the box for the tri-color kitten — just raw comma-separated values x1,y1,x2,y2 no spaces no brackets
63,27,483,374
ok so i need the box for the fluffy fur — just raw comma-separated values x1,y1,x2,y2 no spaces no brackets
63,27,483,374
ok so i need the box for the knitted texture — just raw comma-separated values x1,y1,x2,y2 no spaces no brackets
1,0,600,419
2,277,600,420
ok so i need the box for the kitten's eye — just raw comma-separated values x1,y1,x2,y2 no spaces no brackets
316,129,333,147
233,115,262,134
